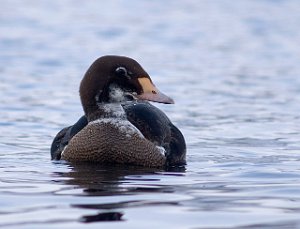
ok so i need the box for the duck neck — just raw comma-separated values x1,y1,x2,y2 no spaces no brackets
87,103,126,122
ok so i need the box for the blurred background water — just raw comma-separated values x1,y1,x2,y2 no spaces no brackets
1,0,300,228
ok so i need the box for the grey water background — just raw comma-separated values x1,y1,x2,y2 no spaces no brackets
1,0,300,228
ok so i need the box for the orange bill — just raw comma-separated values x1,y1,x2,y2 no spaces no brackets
136,78,174,104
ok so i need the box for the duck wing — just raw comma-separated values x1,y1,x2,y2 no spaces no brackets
50,102,186,166
122,102,186,166
51,116,88,160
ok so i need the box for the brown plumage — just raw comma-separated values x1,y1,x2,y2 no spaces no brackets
62,119,166,167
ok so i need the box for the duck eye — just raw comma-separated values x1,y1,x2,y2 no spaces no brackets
115,67,128,77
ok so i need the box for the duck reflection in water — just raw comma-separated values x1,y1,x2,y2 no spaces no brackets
54,163,185,223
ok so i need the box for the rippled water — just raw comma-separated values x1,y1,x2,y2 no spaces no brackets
1,0,300,228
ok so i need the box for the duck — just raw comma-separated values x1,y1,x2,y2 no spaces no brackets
51,55,186,168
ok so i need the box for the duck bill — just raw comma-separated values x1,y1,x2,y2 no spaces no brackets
136,78,174,104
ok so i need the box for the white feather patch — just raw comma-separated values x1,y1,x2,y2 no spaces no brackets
155,146,166,156
90,118,144,138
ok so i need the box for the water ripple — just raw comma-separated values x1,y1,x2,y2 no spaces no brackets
1,0,300,228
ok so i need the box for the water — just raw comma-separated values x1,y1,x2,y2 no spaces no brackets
1,0,300,228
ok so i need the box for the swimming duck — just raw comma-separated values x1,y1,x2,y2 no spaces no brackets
51,55,186,168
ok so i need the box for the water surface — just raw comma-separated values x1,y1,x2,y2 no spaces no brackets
1,0,300,228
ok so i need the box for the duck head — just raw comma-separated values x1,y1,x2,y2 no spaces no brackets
80,55,174,116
